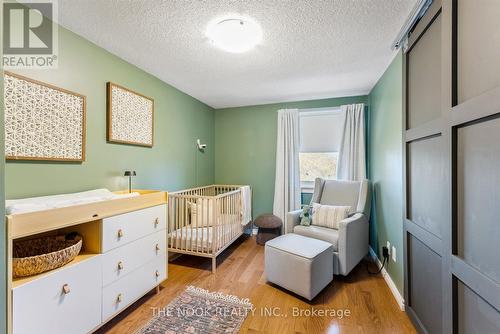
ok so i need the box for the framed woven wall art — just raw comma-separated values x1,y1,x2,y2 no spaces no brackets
106,82,154,147
4,72,86,162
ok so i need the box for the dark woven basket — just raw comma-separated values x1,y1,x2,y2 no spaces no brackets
13,234,83,278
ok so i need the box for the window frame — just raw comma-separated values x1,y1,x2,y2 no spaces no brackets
299,107,343,193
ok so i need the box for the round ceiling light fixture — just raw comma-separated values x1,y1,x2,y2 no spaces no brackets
206,16,263,53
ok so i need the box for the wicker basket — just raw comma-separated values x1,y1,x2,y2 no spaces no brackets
13,234,83,278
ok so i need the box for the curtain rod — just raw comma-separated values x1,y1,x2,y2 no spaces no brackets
299,106,342,114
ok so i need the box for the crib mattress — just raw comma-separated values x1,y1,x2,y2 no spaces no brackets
168,222,242,251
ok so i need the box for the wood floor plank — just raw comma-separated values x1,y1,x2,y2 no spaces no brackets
95,235,416,334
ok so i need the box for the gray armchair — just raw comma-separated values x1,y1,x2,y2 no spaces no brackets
287,178,370,276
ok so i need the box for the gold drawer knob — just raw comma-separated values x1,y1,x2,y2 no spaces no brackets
62,284,70,294
155,270,160,278
118,261,124,270
155,244,160,252
154,218,159,227
117,229,124,238
117,293,123,303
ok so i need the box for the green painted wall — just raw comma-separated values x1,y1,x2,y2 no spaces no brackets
367,52,404,293
5,26,215,199
214,96,368,218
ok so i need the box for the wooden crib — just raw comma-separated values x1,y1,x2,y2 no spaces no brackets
168,185,250,273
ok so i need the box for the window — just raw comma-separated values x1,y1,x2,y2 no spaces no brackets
299,108,343,192
300,152,338,182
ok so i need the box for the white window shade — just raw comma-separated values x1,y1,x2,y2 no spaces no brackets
299,110,345,152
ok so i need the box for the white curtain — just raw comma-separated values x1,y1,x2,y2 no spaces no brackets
273,109,301,233
337,103,366,181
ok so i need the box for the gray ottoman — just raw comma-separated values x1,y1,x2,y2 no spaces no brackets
264,233,333,300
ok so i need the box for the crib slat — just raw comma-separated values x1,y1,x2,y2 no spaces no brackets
187,197,191,253
238,190,242,238
213,197,218,254
180,197,184,250
207,197,210,254
180,196,183,251
192,199,196,253
177,197,184,249
168,196,173,250
231,192,234,241
229,193,232,244
184,197,188,251
172,196,177,249
176,197,180,250
221,197,225,250
232,192,234,241
201,198,205,254
227,193,230,244
208,197,212,253
230,193,233,244
232,193,235,240
204,197,207,254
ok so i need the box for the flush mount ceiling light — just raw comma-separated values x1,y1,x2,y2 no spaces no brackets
206,16,263,53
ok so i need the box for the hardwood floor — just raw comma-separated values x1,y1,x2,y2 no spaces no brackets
96,235,416,333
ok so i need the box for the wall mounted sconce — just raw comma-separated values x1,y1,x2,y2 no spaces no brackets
197,139,207,152
124,170,136,193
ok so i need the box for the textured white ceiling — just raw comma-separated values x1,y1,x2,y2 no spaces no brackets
58,0,417,108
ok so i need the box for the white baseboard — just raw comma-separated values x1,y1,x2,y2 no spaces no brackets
369,247,405,311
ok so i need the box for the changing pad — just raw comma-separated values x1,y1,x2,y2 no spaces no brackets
6,188,140,215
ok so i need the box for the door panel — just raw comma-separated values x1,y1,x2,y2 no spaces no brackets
457,279,500,334
456,117,500,283
457,0,500,104
407,14,442,129
408,135,447,238
408,235,443,333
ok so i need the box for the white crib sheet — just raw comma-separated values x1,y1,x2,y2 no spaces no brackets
168,220,242,251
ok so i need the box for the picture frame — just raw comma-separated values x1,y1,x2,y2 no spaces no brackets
106,82,154,147
4,71,86,162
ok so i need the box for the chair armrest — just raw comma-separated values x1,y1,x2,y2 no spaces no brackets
338,213,369,275
286,209,302,234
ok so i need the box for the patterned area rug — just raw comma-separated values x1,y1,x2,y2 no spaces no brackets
137,286,253,334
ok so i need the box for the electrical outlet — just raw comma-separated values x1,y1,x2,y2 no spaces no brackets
382,246,389,259
386,241,391,256
392,246,397,262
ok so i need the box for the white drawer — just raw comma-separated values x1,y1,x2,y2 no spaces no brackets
102,204,166,252
102,230,166,286
102,254,167,321
13,255,102,334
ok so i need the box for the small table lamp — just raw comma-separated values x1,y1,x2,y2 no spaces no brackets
124,170,136,193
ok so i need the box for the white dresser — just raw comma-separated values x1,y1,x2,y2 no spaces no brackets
8,192,168,334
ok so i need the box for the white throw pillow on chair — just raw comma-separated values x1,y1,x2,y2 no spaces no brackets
311,203,351,230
